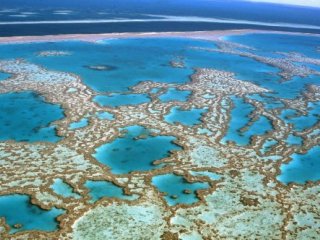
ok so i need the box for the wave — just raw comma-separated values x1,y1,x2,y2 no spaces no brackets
0,14,319,30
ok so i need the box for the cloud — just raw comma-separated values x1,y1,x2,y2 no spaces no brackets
245,0,320,8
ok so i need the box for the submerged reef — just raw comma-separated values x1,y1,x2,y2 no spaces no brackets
0,31,319,239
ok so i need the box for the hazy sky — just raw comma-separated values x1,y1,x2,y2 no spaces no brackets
246,0,320,8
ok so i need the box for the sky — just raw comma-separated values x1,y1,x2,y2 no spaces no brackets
245,0,320,8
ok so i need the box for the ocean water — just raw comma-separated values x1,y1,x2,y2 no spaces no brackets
222,96,273,146
228,33,320,59
51,179,81,199
69,118,88,130
260,139,278,154
0,72,10,81
0,194,64,234
0,37,282,95
93,125,182,174
158,88,191,102
84,180,138,203
286,134,303,146
0,91,64,142
164,106,207,126
94,93,150,107
277,146,320,184
152,173,210,206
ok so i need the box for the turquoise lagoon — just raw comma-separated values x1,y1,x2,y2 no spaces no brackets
158,88,191,102
51,179,81,199
0,91,64,142
96,111,114,120
84,180,138,203
0,194,64,234
277,146,320,184
94,93,150,107
164,106,207,126
69,118,89,130
93,125,181,174
152,173,210,206
0,37,281,95
222,96,273,146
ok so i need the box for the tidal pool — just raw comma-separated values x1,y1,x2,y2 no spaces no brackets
51,179,81,199
0,91,64,142
93,125,182,174
0,194,64,234
158,88,191,102
0,72,10,81
96,111,114,120
69,118,88,130
84,180,138,203
222,96,273,146
152,173,210,206
93,93,150,107
164,106,207,126
277,146,320,184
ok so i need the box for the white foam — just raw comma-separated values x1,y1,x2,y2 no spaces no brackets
0,14,319,31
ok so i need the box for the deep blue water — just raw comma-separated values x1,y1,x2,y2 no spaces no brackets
0,194,64,234
93,125,182,174
0,91,64,142
1,0,320,36
152,173,210,206
84,180,138,203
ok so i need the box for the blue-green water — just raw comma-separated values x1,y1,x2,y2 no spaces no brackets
0,72,10,81
286,134,303,146
228,33,320,59
189,171,221,181
84,180,138,203
51,179,81,199
280,102,320,131
0,91,64,142
159,88,191,102
277,146,320,184
93,125,182,174
0,194,64,234
222,96,273,146
96,111,114,120
94,93,150,107
152,173,210,206
164,106,207,126
69,118,88,130
260,139,278,154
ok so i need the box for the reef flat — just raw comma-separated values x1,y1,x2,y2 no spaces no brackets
0,30,319,239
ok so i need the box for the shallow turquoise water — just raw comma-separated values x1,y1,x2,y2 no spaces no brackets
248,94,284,109
0,91,64,142
286,134,303,146
69,118,88,130
280,101,320,131
222,96,273,146
152,173,210,206
164,106,207,126
260,139,278,154
189,171,221,181
227,33,320,59
0,194,64,234
96,111,114,120
84,180,138,203
0,72,10,81
51,179,80,199
93,125,181,174
94,93,150,107
158,88,191,102
0,37,281,95
277,146,320,184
